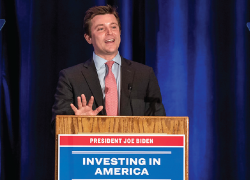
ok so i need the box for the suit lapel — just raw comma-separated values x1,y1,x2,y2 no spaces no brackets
81,59,105,113
120,58,135,115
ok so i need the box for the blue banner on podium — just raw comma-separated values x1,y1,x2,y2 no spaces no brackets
58,134,185,180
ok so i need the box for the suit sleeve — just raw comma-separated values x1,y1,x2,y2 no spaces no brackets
51,70,75,129
144,67,166,116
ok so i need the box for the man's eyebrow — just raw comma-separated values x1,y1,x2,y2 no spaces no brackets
93,22,118,29
94,24,104,29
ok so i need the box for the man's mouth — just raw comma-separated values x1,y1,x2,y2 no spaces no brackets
105,39,115,43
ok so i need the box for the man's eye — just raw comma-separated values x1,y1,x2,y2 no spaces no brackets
112,26,117,29
97,28,104,31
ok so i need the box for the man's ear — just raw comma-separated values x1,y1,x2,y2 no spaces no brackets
84,34,92,44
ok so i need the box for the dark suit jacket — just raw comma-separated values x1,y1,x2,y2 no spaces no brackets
52,57,166,125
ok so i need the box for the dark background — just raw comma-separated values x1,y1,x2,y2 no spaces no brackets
1,0,250,179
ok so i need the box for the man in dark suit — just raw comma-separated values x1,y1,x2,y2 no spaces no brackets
52,5,165,124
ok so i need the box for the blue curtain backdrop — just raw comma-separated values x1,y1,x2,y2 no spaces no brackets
1,0,250,179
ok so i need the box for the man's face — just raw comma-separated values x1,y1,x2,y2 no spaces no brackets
84,14,121,60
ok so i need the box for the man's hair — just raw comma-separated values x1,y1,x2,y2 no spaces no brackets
83,5,121,37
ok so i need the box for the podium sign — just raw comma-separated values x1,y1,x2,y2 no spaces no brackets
58,134,185,180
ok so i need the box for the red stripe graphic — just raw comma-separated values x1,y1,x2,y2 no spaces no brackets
60,135,184,146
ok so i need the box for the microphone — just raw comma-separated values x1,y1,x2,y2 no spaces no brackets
128,83,132,91
128,84,132,97
247,22,250,31
128,83,133,114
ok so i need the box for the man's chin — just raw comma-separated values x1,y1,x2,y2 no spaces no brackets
104,49,119,55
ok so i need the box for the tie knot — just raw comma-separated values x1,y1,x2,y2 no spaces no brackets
106,61,115,69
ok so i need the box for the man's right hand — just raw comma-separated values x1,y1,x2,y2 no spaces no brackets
70,94,103,115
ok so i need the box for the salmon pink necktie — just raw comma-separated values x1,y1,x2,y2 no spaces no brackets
105,61,118,116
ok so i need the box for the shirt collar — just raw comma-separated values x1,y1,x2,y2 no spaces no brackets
93,52,121,70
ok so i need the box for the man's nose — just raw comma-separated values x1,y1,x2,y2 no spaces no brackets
106,27,113,35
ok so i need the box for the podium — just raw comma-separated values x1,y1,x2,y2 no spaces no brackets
55,116,189,180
